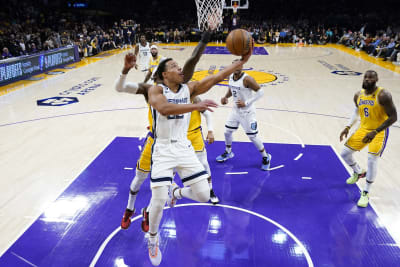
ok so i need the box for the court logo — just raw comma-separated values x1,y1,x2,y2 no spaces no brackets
192,67,289,87
37,97,79,106
318,60,361,76
331,70,362,76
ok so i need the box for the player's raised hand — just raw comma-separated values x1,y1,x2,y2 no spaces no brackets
241,38,254,63
339,127,350,142
196,99,218,112
123,53,137,72
221,97,228,105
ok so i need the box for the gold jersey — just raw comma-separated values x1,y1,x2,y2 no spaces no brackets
149,55,163,73
357,87,388,130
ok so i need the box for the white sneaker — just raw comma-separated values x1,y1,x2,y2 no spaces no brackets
148,234,162,266
167,183,179,207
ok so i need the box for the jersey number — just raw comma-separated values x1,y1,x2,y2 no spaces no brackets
232,90,237,97
142,52,147,56
363,107,369,117
167,115,184,120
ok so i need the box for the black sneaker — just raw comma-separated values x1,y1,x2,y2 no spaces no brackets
210,189,220,205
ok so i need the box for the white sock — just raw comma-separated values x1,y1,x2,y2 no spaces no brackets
224,130,233,148
127,170,148,211
249,136,267,157
364,154,379,192
260,148,268,158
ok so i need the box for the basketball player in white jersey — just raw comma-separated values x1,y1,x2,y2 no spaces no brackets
216,59,271,170
134,34,151,72
146,46,253,265
115,31,221,232
339,70,397,207
144,45,166,84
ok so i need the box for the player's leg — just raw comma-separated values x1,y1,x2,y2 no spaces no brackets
168,141,210,205
242,112,271,170
197,149,219,204
121,134,153,229
216,110,239,162
147,185,167,266
358,129,388,207
146,143,175,266
341,128,368,184
189,129,220,204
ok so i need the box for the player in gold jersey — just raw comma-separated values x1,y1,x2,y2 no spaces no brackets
144,45,166,84
339,70,397,207
115,31,220,230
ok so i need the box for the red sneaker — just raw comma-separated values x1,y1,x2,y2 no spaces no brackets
121,208,134,229
141,207,149,233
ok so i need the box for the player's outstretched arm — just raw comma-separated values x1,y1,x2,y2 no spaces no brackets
148,86,217,116
189,43,253,97
182,31,211,83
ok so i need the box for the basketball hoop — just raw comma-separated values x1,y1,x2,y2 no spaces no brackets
195,0,224,31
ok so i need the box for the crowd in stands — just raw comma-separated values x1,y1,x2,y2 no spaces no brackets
1,0,399,64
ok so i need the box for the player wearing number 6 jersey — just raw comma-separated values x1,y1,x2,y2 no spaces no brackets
216,59,271,170
339,70,397,207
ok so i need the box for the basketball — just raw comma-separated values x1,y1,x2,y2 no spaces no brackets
226,29,252,56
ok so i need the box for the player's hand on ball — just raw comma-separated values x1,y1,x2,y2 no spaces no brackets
241,38,254,63
221,97,228,105
236,100,246,108
206,131,215,144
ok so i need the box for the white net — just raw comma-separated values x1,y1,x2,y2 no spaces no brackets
194,0,224,31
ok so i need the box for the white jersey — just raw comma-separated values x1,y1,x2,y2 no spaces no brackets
229,73,255,112
138,42,151,71
151,84,191,142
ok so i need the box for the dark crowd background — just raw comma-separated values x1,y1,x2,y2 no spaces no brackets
1,0,399,62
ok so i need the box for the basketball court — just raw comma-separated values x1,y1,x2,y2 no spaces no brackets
1,39,400,266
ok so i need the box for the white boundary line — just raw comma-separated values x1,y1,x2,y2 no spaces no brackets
225,172,248,175
89,203,314,267
11,252,38,267
294,153,303,161
124,167,133,170
268,164,285,171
